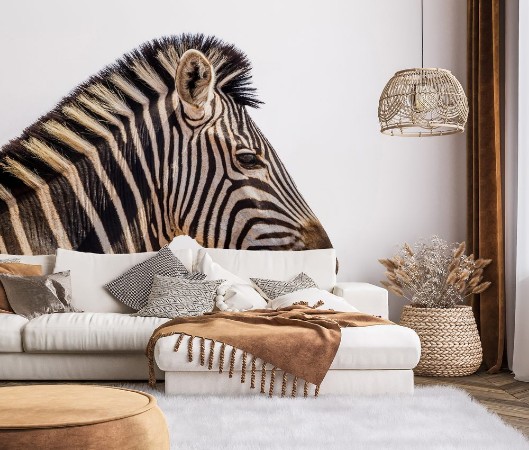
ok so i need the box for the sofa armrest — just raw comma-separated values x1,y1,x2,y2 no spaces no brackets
333,282,389,319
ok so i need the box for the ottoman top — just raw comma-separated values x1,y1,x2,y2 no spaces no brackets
0,385,156,429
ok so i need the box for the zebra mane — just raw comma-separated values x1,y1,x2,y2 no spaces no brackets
0,34,261,200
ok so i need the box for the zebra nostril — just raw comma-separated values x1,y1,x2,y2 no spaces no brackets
299,220,332,249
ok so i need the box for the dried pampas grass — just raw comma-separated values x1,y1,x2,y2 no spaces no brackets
379,236,492,308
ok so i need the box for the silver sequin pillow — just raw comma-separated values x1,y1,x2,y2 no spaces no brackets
133,275,224,319
0,271,78,319
105,246,206,311
250,272,318,301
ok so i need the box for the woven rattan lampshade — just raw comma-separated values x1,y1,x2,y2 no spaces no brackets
378,68,469,137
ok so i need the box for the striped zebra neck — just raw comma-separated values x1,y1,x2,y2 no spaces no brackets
0,35,332,255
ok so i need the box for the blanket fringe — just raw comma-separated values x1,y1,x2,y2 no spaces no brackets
174,334,184,352
187,336,194,362
292,300,325,309
229,347,236,378
250,356,257,389
208,340,215,370
241,352,247,384
260,363,267,394
269,367,277,397
219,342,226,374
304,380,309,398
281,372,288,397
200,337,205,366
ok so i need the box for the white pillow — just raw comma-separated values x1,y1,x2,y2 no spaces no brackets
196,250,266,312
195,250,248,284
54,247,193,313
215,283,267,312
268,288,359,312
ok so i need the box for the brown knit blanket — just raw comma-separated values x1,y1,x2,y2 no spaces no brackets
147,305,393,397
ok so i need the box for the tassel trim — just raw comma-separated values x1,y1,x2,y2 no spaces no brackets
208,340,216,370
229,347,236,378
187,336,194,362
147,331,323,398
260,363,267,394
200,337,205,366
269,367,277,397
219,342,226,374
281,372,288,397
250,356,257,389
241,352,247,384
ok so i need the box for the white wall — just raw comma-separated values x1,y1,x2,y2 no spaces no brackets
0,0,467,320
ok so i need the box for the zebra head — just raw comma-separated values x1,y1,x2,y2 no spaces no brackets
171,48,332,250
0,35,331,254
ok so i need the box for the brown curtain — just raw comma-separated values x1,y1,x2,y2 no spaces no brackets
467,0,505,373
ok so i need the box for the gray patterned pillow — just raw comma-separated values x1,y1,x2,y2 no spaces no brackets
133,275,224,318
105,246,206,311
250,273,318,301
0,271,77,319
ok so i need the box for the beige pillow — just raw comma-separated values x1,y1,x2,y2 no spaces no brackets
0,263,43,313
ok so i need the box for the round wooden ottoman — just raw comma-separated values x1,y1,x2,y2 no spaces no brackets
0,385,169,450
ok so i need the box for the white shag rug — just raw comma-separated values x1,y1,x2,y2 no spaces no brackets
120,384,529,450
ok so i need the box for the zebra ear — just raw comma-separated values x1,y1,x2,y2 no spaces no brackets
176,49,215,111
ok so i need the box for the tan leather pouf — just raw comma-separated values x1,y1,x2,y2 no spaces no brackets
0,385,170,450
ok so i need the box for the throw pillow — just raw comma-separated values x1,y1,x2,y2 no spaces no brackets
0,263,43,313
106,246,206,311
251,272,318,301
215,283,267,312
268,288,359,312
133,275,224,318
195,250,248,284
0,272,76,319
196,250,266,312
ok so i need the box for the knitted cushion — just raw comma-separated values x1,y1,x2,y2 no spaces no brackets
105,246,205,311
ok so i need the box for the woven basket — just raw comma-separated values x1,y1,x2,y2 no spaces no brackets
400,305,482,377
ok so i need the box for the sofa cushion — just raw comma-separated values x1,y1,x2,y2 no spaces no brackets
154,325,421,371
23,313,168,353
0,255,55,275
0,314,29,352
200,248,337,292
53,247,193,313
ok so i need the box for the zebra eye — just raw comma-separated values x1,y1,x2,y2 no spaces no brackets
236,152,260,168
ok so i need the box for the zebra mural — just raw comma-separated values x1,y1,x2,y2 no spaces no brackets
0,34,332,255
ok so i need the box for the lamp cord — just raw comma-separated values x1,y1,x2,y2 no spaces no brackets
421,0,424,68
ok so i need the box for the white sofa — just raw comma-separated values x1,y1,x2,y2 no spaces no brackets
0,246,420,395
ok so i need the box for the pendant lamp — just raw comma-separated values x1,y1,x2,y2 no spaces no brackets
378,0,469,137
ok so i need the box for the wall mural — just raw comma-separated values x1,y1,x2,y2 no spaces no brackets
0,34,332,255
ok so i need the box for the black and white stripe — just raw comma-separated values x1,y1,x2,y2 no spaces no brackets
0,34,332,255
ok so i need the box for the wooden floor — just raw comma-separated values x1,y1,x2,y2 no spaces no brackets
416,370,529,438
